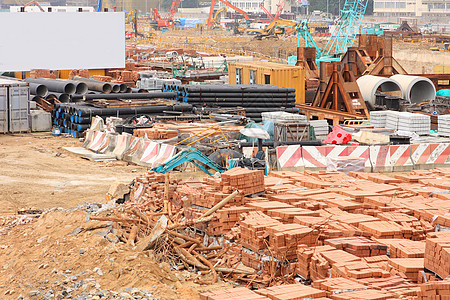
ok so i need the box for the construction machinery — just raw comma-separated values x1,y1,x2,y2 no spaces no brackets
249,18,297,40
150,0,181,29
259,3,274,20
206,6,227,28
297,0,369,63
207,0,249,29
22,0,45,12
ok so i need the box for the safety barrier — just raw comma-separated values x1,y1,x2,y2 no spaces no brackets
276,145,304,169
276,143,450,172
370,145,390,173
82,130,95,148
140,141,160,166
113,134,131,160
150,144,177,168
88,131,108,153
389,145,413,172
410,143,450,168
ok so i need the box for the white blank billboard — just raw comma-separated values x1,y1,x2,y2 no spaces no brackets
0,12,125,72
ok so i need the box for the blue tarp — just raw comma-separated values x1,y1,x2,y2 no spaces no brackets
179,18,202,28
437,89,450,97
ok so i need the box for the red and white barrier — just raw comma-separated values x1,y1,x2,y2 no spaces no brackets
276,145,304,169
326,145,371,169
102,134,118,155
113,134,131,160
140,141,159,165
389,145,413,171
301,146,328,169
370,145,390,172
149,144,177,168
88,131,108,152
411,143,450,167
122,136,141,162
82,130,95,148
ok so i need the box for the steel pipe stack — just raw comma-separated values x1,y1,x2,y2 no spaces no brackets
52,103,193,138
163,84,297,122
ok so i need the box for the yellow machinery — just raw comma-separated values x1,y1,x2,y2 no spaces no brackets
210,6,227,28
247,19,297,40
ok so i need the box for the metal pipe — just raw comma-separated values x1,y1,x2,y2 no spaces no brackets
25,78,76,95
72,76,113,93
111,84,121,93
71,92,177,101
119,83,128,93
47,92,70,103
239,140,322,147
29,83,48,97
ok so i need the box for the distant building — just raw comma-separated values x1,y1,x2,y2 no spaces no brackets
373,0,426,17
9,5,94,12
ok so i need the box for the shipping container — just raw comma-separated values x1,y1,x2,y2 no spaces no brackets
0,87,8,133
9,85,29,133
0,78,30,133
228,62,305,104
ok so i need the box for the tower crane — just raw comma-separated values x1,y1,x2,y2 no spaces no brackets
297,0,368,63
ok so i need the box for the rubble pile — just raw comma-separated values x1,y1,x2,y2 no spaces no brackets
90,166,450,298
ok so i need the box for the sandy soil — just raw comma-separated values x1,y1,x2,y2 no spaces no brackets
0,133,230,299
0,133,147,215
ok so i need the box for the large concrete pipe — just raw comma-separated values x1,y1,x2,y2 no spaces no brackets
390,74,436,104
25,78,76,95
72,76,112,94
356,75,403,105
47,92,70,103
56,79,88,95
28,83,48,97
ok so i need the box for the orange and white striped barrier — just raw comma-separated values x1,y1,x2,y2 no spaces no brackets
276,145,304,169
140,141,159,166
410,143,450,168
389,145,413,171
150,144,177,168
113,133,131,160
88,131,108,153
370,145,390,172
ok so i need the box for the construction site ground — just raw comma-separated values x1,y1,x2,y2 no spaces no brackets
151,28,450,73
0,134,229,299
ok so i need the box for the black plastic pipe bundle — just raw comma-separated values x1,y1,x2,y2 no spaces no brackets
164,84,297,121
52,102,193,138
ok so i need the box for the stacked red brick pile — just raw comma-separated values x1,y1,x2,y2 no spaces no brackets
133,128,179,140
424,231,450,279
30,69,56,79
221,168,265,195
417,279,450,299
127,166,450,299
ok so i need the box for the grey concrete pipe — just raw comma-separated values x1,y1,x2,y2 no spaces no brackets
111,84,121,93
390,74,436,104
47,92,70,103
28,83,48,97
356,75,403,105
25,78,76,95
56,79,88,95
72,76,112,94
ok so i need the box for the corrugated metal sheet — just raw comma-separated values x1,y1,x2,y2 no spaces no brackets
0,87,8,133
9,86,29,133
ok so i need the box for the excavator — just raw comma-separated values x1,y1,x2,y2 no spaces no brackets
150,0,181,29
207,0,249,30
247,18,297,40
207,6,227,28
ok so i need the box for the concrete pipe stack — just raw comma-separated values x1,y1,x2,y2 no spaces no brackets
357,75,436,107
52,102,193,138
163,84,298,122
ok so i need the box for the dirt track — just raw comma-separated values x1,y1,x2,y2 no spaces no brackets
0,133,146,215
